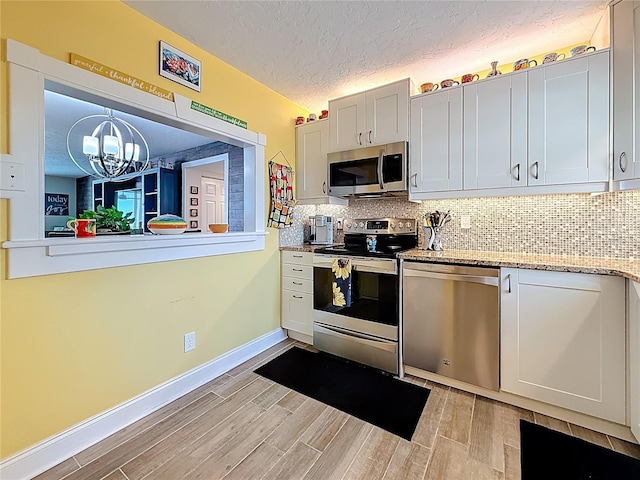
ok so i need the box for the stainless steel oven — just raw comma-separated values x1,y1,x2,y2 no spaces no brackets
313,255,400,374
311,217,418,375
327,141,407,197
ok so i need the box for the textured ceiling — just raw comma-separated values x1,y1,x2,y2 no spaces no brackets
124,0,610,113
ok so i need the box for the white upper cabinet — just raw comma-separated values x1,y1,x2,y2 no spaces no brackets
295,120,347,205
329,79,410,152
410,50,610,200
528,51,609,186
612,0,640,188
463,73,528,189
409,87,463,194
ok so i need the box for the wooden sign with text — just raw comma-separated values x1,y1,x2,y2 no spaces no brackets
70,53,174,102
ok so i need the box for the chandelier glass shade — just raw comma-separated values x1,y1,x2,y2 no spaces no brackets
66,109,150,179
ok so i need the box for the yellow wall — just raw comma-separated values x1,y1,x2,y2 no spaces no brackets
0,0,308,459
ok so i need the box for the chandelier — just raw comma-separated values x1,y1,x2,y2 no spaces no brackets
66,108,150,179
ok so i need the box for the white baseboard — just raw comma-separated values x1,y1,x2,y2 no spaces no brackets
0,328,287,480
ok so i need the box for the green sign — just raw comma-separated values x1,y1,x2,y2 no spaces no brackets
190,101,247,129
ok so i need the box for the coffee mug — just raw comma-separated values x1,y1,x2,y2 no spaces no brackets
542,52,566,64
295,116,304,125
570,45,596,57
440,79,459,88
461,73,479,84
67,218,96,238
513,58,537,71
420,82,439,93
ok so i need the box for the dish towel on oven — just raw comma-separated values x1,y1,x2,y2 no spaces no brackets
332,258,352,307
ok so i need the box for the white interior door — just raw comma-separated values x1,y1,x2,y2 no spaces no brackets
201,176,225,225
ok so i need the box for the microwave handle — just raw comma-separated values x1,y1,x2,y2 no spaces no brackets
378,149,385,189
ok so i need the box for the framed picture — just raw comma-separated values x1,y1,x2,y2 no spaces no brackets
190,197,199,206
190,186,199,194
190,208,198,217
190,220,198,229
45,193,69,216
159,41,201,92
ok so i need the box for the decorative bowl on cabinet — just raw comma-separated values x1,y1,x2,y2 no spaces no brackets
147,214,187,234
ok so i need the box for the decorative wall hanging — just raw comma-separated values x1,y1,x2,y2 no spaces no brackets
159,41,201,92
267,151,296,229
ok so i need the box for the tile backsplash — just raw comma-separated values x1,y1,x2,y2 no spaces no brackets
278,190,640,259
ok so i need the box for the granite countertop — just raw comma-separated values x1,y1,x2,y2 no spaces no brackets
399,249,640,283
279,244,328,253
279,245,640,282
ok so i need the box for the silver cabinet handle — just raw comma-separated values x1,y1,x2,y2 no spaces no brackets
292,254,303,258
514,164,520,181
358,132,362,145
378,149,385,189
619,152,627,173
322,181,326,194
506,273,512,293
533,161,539,180
368,130,372,143
411,173,418,188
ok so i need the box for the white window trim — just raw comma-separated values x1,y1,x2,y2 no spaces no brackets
0,39,267,279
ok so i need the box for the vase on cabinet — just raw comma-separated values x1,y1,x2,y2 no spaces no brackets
486,61,502,78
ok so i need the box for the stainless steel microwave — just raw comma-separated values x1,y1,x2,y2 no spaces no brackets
327,141,408,197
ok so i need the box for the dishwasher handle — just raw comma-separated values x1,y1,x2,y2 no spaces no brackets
403,268,499,287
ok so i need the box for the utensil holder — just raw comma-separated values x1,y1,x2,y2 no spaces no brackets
423,226,443,251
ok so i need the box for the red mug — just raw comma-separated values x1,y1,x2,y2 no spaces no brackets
295,116,305,125
461,73,479,83
66,218,96,238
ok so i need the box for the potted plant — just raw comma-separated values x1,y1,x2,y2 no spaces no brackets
73,205,134,233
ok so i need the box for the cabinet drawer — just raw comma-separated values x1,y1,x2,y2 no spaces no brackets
282,251,313,265
282,263,313,280
282,276,313,294
281,290,313,336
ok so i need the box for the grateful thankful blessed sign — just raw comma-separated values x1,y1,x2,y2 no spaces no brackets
70,53,174,101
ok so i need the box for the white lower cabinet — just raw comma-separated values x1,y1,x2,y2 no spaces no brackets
281,251,313,338
501,268,626,423
629,281,640,442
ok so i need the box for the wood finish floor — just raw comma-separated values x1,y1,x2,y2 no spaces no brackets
34,339,640,480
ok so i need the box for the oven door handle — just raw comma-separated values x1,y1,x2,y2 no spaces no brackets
314,323,397,353
313,256,397,274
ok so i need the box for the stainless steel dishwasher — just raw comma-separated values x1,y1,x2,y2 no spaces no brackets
402,262,500,391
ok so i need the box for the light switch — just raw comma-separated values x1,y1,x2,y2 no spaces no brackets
1,161,26,191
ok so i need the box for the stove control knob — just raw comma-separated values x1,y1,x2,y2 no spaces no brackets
345,222,351,229
390,222,396,230
398,222,404,229
359,222,365,228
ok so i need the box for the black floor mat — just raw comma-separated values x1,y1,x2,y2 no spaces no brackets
520,419,640,479
254,347,430,441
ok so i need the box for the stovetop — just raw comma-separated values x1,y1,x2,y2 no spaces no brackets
314,218,418,259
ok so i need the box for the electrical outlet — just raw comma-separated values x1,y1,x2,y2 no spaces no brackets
336,218,344,230
461,215,471,230
184,332,196,352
